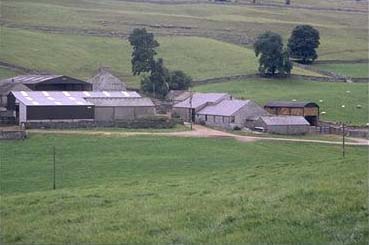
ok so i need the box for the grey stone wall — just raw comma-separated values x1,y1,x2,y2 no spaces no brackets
25,117,182,129
0,130,26,140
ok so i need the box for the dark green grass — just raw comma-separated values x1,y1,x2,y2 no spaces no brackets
195,78,369,125
0,134,368,244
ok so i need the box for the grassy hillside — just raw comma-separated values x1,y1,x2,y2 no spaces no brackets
2,0,367,61
315,63,369,78
0,67,18,80
1,134,368,244
0,28,321,84
195,79,368,125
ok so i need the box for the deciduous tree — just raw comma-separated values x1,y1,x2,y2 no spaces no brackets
287,25,320,64
128,28,159,75
254,31,292,77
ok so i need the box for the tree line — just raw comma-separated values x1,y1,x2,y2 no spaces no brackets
128,25,320,97
254,25,320,77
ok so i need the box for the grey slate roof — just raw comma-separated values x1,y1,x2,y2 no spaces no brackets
265,101,319,108
197,99,248,116
259,116,310,126
173,93,228,109
11,91,141,106
86,97,154,107
197,99,270,118
88,69,127,91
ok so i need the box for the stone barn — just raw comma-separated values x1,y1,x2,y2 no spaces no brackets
87,68,127,91
196,99,269,129
264,101,319,126
254,116,310,135
172,93,230,122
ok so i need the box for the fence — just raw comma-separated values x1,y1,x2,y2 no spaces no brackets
308,126,368,139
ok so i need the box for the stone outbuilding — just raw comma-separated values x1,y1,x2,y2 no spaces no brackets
172,93,230,122
254,116,310,135
88,68,127,91
196,99,269,129
86,97,155,121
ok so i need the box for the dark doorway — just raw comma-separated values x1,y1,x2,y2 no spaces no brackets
305,116,318,126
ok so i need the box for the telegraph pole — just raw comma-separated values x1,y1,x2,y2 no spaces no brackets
53,146,56,190
342,122,345,158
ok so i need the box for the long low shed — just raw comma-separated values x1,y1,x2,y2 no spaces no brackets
87,97,155,121
255,116,310,135
8,91,150,124
10,91,95,123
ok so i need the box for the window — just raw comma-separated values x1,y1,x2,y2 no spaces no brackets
231,116,235,123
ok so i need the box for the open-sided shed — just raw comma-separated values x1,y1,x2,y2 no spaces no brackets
264,101,319,126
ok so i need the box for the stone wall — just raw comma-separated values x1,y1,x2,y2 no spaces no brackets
0,130,26,140
25,117,183,129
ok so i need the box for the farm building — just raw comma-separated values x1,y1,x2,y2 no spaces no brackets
166,90,191,104
8,91,153,125
196,99,269,129
0,75,92,109
9,91,95,124
87,68,127,91
264,101,319,126
172,93,230,121
254,116,310,135
86,97,155,121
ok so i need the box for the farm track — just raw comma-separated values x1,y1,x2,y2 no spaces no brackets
29,125,369,146
117,0,368,13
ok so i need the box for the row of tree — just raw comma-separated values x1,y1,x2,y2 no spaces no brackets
254,25,320,77
128,28,192,98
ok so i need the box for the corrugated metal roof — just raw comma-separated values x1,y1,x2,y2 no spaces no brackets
11,91,94,106
10,91,141,106
1,75,62,84
259,116,310,126
173,93,228,109
86,97,155,107
265,101,319,108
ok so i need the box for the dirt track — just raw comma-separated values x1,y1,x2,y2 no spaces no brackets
29,125,369,146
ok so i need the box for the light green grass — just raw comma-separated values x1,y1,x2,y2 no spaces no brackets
195,79,368,125
0,27,321,86
1,134,368,244
315,63,369,78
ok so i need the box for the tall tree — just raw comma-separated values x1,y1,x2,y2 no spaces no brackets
128,28,159,75
287,25,320,64
253,31,292,77
168,70,192,90
141,58,170,98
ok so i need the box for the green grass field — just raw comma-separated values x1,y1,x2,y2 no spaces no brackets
1,134,368,244
195,78,369,125
315,63,369,78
